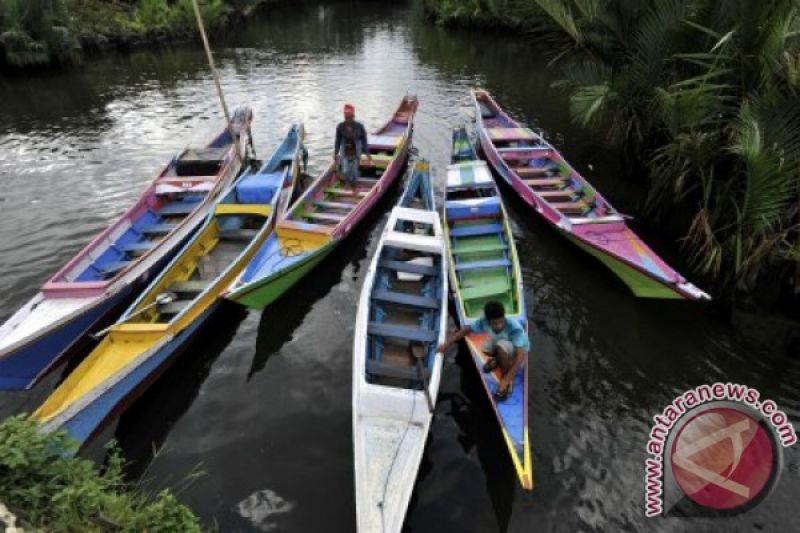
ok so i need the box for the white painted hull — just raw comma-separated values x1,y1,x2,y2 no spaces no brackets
352,195,448,533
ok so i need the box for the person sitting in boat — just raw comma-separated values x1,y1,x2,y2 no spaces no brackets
436,301,528,400
334,103,372,193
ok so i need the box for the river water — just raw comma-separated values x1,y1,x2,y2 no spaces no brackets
0,2,798,531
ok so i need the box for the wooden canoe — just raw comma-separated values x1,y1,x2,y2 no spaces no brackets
445,126,533,490
353,159,448,532
226,96,419,310
0,109,253,390
472,89,709,300
33,124,305,448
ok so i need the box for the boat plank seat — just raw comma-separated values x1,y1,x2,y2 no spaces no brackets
524,178,565,188
169,280,211,294
450,223,503,238
537,189,575,198
368,322,437,343
372,290,438,309
488,127,536,142
513,167,552,178
99,260,131,276
456,258,512,272
496,146,544,152
158,202,197,216
159,299,192,316
304,212,345,223
218,229,259,242
119,241,154,255
366,359,429,381
551,200,589,213
501,152,541,161
461,279,511,301
325,188,369,198
141,222,177,235
453,242,508,254
314,201,355,210
379,259,435,276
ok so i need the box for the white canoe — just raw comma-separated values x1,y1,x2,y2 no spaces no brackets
352,160,448,533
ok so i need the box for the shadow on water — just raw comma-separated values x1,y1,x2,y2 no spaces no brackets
115,303,249,479
448,346,517,530
248,160,409,379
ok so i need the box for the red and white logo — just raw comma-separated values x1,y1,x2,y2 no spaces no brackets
670,406,777,512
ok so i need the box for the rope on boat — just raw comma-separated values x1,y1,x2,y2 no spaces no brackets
377,391,417,533
191,0,244,165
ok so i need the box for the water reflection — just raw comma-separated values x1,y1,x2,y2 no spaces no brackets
0,1,797,532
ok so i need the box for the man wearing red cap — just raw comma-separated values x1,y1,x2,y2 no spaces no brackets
334,104,372,192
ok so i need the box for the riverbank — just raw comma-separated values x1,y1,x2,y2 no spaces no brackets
0,416,201,531
0,0,281,71
425,1,800,312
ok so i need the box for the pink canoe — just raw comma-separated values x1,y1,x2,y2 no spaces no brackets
0,109,252,389
472,89,709,300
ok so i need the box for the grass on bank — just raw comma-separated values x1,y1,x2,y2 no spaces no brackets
0,0,263,68
0,415,201,532
426,0,800,309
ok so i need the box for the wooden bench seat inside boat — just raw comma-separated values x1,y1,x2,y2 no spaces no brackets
450,223,503,238
456,258,511,271
218,228,259,242
513,166,552,178
524,178,565,188
366,359,429,381
314,201,355,210
158,299,192,317
368,322,437,342
169,280,211,295
325,188,369,198
158,201,198,216
461,278,511,301
119,241,154,255
551,200,589,213
372,290,438,309
304,211,345,223
378,259,435,276
453,241,508,255
537,189,575,198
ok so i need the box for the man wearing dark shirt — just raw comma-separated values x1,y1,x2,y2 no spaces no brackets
334,104,372,192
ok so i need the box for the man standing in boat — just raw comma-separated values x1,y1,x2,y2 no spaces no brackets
437,301,528,400
334,104,372,193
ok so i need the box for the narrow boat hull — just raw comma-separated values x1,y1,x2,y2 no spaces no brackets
227,241,335,309
230,97,418,310
443,135,533,490
464,334,533,490
0,288,131,390
34,124,302,448
565,233,685,299
352,160,448,532
41,304,216,448
353,414,431,533
0,111,252,389
472,89,709,300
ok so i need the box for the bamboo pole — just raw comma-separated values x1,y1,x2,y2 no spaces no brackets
191,0,244,164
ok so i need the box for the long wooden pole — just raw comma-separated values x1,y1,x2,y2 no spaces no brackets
191,0,243,164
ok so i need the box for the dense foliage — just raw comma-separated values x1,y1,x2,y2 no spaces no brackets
0,415,201,532
427,0,800,304
0,0,267,68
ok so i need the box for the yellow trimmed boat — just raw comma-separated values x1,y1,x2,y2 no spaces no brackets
33,124,305,448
